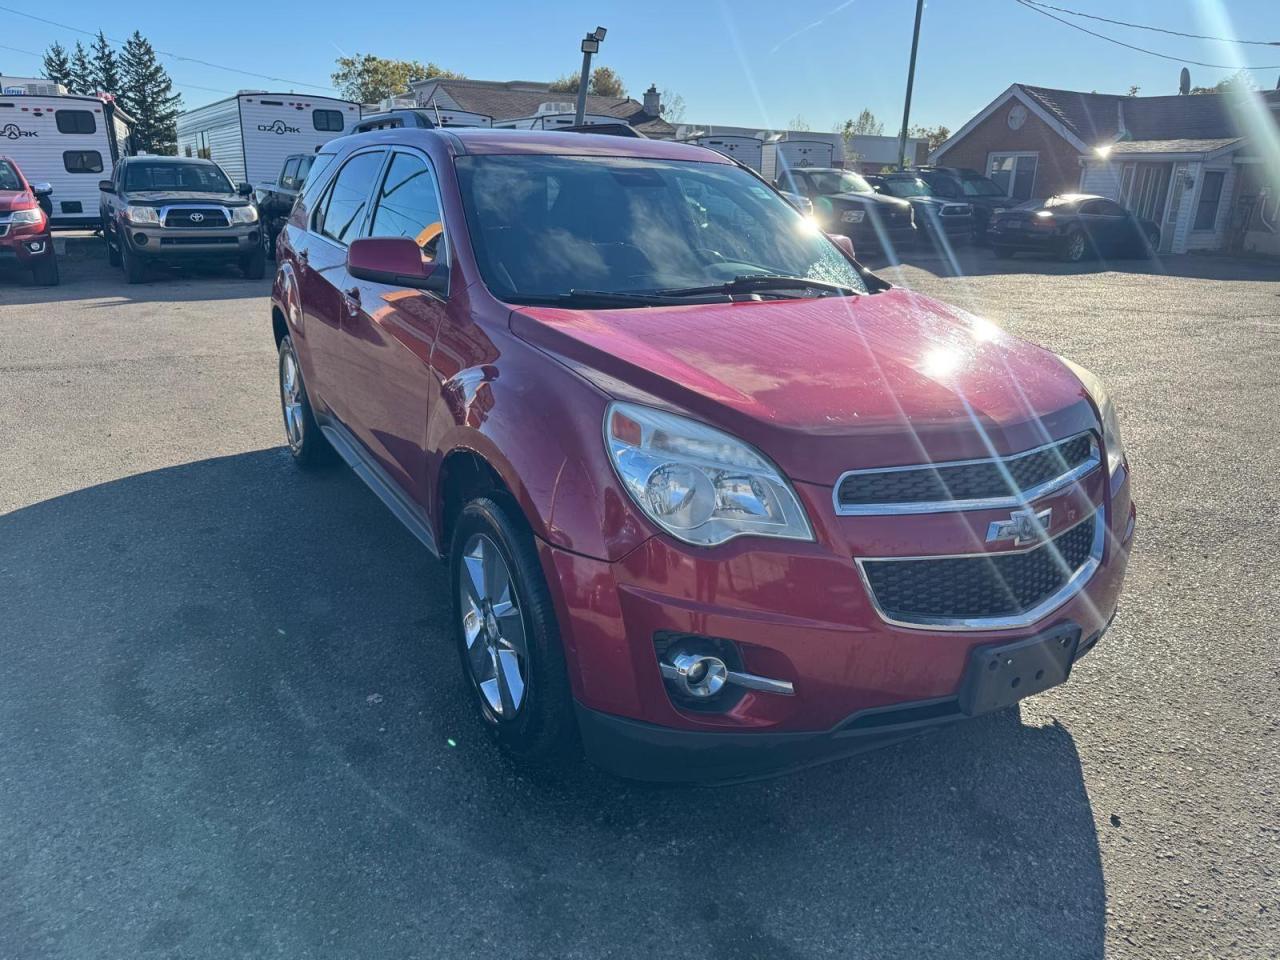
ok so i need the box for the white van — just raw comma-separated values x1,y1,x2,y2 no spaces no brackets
0,90,134,228
761,139,837,183
177,91,361,189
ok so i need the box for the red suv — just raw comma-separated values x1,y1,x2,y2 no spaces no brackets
271,129,1135,782
0,156,58,286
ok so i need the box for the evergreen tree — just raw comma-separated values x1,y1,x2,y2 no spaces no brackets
68,41,94,95
91,31,122,98
41,42,73,90
119,31,181,154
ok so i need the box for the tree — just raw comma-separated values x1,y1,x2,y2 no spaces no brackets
661,89,687,123
836,108,883,142
119,32,181,154
1127,85,1140,97
908,123,951,153
548,66,627,98
68,41,94,95
91,31,122,98
331,54,463,104
1191,70,1256,96
41,42,72,90
787,115,811,132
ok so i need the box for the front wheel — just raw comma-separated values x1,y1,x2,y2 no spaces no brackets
30,255,60,286
241,243,267,280
120,239,146,283
450,495,576,762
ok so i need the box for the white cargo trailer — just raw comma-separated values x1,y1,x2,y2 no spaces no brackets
687,135,763,171
761,139,836,182
0,88,133,227
177,91,360,188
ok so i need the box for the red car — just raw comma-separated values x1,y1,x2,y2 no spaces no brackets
271,129,1135,782
0,156,58,286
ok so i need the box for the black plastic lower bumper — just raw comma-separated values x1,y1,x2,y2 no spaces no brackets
579,620,1108,784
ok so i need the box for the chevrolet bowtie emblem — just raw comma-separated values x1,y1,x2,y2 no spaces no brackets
986,507,1052,546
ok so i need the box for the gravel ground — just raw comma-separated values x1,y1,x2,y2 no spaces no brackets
1,244,1276,959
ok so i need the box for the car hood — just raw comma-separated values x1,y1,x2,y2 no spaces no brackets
0,189,33,212
119,191,251,206
511,290,1095,485
826,191,908,211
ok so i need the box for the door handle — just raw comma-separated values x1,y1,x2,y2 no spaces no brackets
342,287,361,316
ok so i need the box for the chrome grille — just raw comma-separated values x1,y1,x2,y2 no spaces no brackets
835,432,1098,515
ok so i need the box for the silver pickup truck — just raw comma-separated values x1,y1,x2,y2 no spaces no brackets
99,156,265,284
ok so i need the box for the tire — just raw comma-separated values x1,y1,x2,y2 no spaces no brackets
120,238,146,284
241,243,267,280
277,334,331,468
104,225,120,266
450,495,576,763
1062,229,1088,263
30,255,60,286
993,245,1014,259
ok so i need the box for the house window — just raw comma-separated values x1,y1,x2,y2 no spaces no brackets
987,152,1038,201
63,150,103,173
55,110,96,134
313,109,344,132
1193,171,1225,231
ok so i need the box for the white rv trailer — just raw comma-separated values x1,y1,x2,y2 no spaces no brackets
0,85,134,228
686,135,764,171
760,139,837,182
177,91,360,188
382,98,493,128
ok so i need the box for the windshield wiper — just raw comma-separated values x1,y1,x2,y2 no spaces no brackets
654,275,859,298
510,289,728,308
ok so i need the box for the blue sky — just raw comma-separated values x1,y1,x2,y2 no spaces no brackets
2,0,1277,133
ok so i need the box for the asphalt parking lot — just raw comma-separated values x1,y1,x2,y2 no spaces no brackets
1,242,1277,959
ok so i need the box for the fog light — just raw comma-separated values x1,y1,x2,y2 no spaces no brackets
133,232,149,246
661,652,728,699
25,240,45,254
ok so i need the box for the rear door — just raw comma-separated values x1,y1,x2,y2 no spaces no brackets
296,148,388,422
339,149,451,499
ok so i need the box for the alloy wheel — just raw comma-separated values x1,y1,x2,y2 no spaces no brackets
459,533,529,720
1067,232,1086,261
280,346,305,451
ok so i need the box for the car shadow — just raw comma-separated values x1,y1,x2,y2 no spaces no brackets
0,450,1106,959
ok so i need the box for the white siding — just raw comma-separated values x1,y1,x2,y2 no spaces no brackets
177,97,242,179
0,94,128,226
689,135,762,171
1079,160,1123,199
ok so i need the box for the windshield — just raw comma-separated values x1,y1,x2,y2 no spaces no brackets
806,169,873,196
878,177,931,198
124,162,234,193
0,161,20,191
960,176,1006,197
454,154,867,305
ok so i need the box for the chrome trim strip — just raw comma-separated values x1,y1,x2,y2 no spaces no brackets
726,670,795,696
832,431,1100,516
854,507,1105,632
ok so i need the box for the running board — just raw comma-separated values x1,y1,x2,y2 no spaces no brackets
318,419,440,557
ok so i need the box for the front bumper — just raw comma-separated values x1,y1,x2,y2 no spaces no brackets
0,228,55,266
990,227,1063,251
542,469,1135,782
123,224,261,259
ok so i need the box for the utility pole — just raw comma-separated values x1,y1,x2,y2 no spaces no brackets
574,27,607,125
896,0,925,170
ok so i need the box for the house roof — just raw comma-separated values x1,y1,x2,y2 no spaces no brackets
1106,137,1242,156
408,78,675,137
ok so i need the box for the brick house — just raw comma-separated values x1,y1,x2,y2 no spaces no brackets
932,82,1280,255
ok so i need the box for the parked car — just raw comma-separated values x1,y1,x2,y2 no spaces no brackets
990,194,1160,262
0,156,59,285
100,156,266,283
256,152,330,257
866,173,973,245
271,129,1135,782
776,166,916,252
909,165,1011,242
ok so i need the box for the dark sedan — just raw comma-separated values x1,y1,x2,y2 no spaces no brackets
990,194,1159,262
776,167,916,253
866,174,973,246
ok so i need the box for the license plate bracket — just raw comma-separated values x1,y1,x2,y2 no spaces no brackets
959,625,1080,716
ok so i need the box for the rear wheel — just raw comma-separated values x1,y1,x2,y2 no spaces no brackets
30,255,59,286
278,335,331,468
1062,229,1088,263
450,495,576,763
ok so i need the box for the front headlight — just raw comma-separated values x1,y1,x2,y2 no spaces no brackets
605,402,813,547
9,208,42,224
1060,357,1126,478
230,205,259,224
123,205,160,225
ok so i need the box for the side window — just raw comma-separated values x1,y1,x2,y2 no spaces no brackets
56,110,96,134
368,152,446,262
313,109,344,133
1088,199,1124,216
64,150,103,174
315,151,385,245
280,158,300,189
932,176,961,198
296,156,314,184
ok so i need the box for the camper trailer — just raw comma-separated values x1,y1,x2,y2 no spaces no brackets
687,135,764,171
177,92,360,188
379,98,493,128
0,84,134,228
761,139,838,183
492,102,619,130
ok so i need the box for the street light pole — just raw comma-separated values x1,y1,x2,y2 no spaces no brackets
896,0,925,170
574,27,607,126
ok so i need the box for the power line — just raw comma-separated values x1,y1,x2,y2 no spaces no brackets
1014,0,1280,71
0,35,236,96
1019,0,1280,47
0,4,337,92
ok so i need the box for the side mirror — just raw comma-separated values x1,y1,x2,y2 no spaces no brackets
827,233,856,260
347,236,448,294
98,179,115,193
238,182,253,197
32,182,53,197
